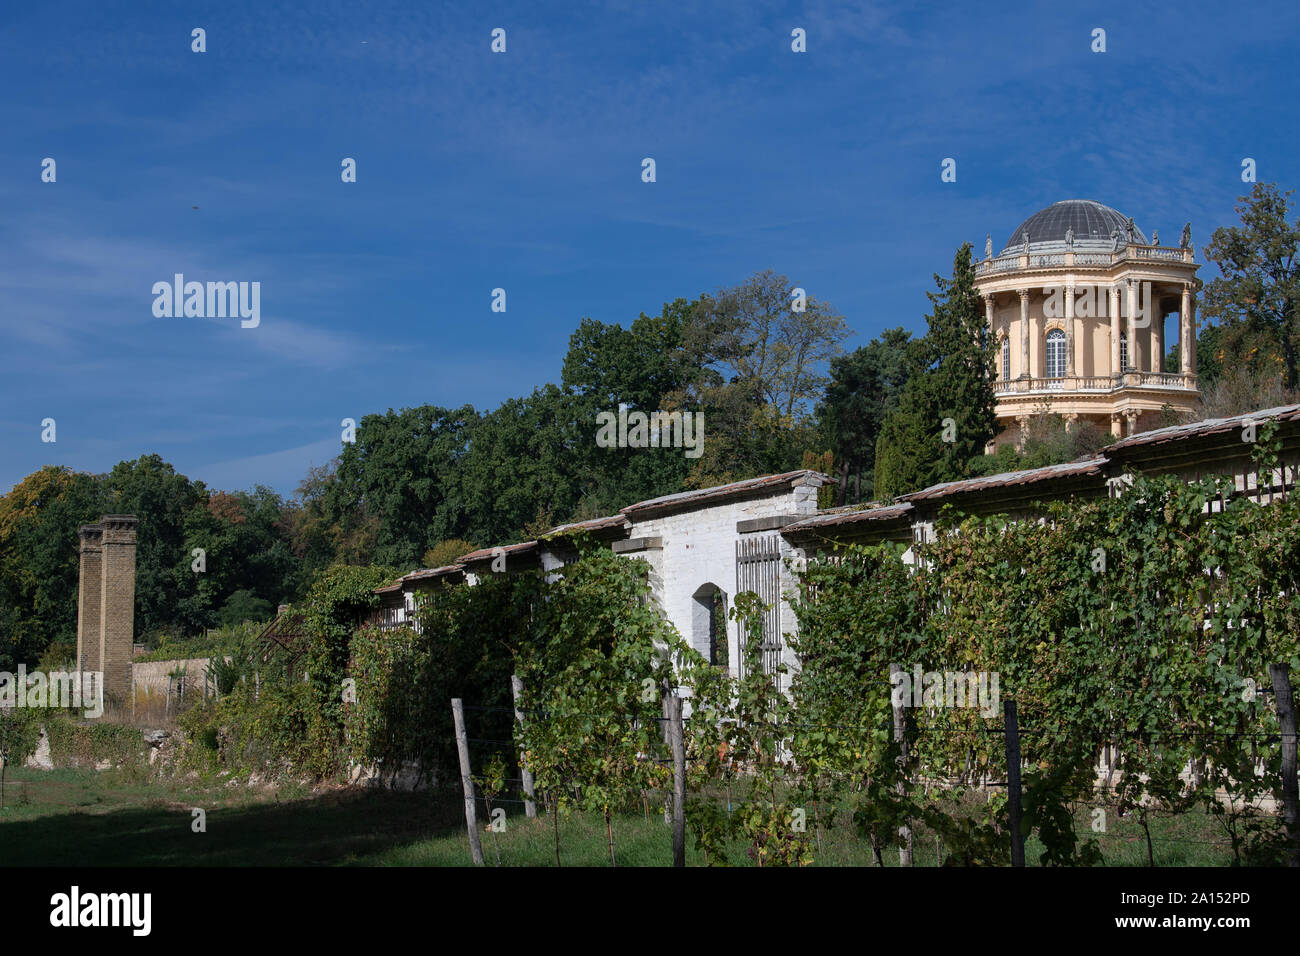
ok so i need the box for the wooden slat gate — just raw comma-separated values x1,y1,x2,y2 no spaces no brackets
736,535,783,693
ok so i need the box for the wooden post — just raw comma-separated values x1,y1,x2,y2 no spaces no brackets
1270,664,1300,866
510,674,537,818
661,675,674,826
668,696,686,867
889,663,913,866
452,698,485,865
1004,698,1025,867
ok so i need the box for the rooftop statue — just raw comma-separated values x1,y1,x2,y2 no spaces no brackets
1065,226,1074,248
985,234,993,259
1180,222,1191,249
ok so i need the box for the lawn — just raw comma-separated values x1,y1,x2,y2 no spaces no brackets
0,765,1258,866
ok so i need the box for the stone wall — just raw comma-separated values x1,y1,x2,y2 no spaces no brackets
131,658,214,698
623,479,821,685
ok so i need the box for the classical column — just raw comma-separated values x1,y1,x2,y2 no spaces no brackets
1064,283,1076,377
1125,409,1140,437
1180,283,1196,376
1109,285,1122,376
1018,289,1031,378
983,293,995,339
1016,414,1031,451
1152,295,1164,374
1110,412,1123,438
1126,279,1138,371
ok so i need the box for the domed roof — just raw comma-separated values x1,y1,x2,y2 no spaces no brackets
1001,199,1147,254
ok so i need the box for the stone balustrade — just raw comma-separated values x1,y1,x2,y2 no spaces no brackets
993,371,1197,396
975,244,1195,276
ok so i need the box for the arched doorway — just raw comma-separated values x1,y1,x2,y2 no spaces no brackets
691,583,727,667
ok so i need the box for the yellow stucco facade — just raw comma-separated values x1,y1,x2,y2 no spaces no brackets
975,200,1200,447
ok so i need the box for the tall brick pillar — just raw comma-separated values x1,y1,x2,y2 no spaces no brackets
76,523,104,674
98,515,138,708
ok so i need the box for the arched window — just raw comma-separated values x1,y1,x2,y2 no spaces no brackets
1000,337,1010,381
691,584,727,667
1119,331,1129,371
1045,328,1067,380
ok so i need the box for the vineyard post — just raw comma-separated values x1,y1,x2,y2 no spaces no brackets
1269,664,1300,866
1004,698,1025,867
661,676,673,826
452,698,485,865
510,674,537,818
890,663,913,866
669,695,686,867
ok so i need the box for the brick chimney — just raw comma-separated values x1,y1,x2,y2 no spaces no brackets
76,515,138,712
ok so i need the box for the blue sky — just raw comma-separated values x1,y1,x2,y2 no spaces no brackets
2,0,1298,496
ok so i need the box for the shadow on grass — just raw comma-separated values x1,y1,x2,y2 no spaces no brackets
0,787,469,867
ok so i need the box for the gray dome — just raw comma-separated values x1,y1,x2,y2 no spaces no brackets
1000,200,1147,254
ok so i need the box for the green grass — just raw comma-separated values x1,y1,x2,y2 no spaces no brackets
1,764,1268,866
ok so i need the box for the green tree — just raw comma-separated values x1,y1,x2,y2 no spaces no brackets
101,454,208,640
422,538,477,568
217,589,275,628
966,409,1112,476
874,244,996,499
690,270,850,420
818,327,912,503
283,459,379,577
327,405,480,567
561,300,701,514
183,487,301,626
0,466,104,669
667,271,847,487
1201,182,1300,389
562,299,700,412
458,386,585,544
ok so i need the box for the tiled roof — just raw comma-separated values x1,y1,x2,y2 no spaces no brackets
897,458,1107,502
621,470,832,518
403,565,465,581
1106,404,1300,453
784,502,914,532
457,540,539,564
542,514,629,538
374,564,465,593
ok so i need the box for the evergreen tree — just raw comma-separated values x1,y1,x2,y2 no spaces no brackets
818,327,912,504
874,243,996,499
